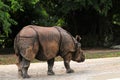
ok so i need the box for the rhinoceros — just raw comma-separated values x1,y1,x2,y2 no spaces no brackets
14,25,85,78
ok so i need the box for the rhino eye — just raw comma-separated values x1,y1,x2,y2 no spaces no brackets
78,43,81,48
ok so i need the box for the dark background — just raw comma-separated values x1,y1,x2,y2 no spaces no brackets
0,0,120,48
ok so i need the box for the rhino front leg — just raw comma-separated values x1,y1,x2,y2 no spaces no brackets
47,58,55,75
21,57,30,78
63,53,74,73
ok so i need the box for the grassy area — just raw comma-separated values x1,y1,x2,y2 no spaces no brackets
0,49,120,65
0,54,16,65
85,51,120,59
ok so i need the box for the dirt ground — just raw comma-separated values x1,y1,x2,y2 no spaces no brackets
0,57,120,80
0,49,120,80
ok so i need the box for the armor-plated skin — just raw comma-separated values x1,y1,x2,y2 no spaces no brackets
14,25,85,78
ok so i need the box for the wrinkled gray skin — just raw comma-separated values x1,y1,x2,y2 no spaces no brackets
14,25,85,78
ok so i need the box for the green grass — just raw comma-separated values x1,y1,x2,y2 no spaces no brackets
85,52,120,59
0,50,120,65
0,54,16,65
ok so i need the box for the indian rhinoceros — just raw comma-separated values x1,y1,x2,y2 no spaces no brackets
14,25,85,78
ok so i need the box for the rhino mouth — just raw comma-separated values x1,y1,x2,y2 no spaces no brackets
81,57,85,62
75,55,85,63
80,55,85,62
72,57,85,63
76,58,85,63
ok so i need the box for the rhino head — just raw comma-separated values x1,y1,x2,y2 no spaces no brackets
72,35,85,62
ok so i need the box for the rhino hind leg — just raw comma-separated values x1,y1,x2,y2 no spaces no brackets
16,54,22,77
63,53,74,73
47,58,55,75
21,57,30,78
16,54,30,78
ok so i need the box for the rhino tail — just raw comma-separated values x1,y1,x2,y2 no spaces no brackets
14,34,19,56
14,35,21,66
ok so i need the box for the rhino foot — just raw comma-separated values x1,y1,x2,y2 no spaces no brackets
18,70,22,76
47,70,55,75
67,69,74,73
22,74,30,78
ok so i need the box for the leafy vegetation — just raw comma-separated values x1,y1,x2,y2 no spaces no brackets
0,0,120,48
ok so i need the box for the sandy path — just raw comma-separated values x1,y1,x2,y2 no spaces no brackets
0,57,120,80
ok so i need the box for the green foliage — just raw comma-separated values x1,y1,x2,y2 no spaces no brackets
87,0,112,16
31,0,39,5
0,34,6,48
0,0,114,36
112,0,120,26
113,14,120,25
33,0,113,27
0,0,119,48
56,18,65,26
10,0,23,12
0,0,18,36
50,0,112,16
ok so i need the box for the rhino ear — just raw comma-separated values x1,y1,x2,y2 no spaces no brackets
75,35,81,42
